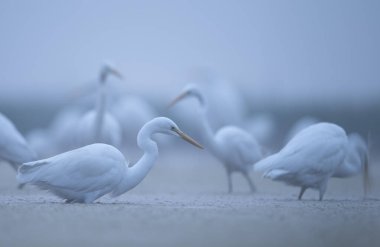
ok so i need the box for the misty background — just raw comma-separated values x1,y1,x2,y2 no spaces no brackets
0,0,379,148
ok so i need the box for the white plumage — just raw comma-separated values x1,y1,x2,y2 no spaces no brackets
75,110,122,148
0,112,37,170
170,84,262,193
255,122,348,200
333,133,370,197
17,117,203,203
74,63,123,148
111,96,156,147
284,116,319,144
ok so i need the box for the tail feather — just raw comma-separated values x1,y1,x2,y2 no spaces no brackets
254,153,281,172
17,160,48,184
264,169,290,180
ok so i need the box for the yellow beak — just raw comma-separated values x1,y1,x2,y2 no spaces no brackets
168,92,188,108
173,127,203,149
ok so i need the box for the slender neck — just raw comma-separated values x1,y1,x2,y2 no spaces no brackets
334,149,366,177
94,81,106,141
118,123,159,192
195,93,219,156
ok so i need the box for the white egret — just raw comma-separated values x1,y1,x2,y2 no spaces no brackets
170,71,247,140
255,122,351,201
170,84,262,193
0,112,37,170
17,117,203,203
74,63,123,148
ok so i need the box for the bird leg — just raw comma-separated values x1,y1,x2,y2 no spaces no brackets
225,169,233,193
319,191,325,201
318,182,327,201
243,173,256,193
298,187,307,200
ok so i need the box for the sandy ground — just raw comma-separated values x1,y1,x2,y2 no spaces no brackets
0,147,379,247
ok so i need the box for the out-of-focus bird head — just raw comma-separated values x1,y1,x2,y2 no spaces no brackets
142,117,203,149
168,84,205,107
99,62,124,83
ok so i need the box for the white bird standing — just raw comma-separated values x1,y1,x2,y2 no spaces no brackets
0,112,37,171
17,117,203,203
74,63,123,148
255,122,367,201
170,84,262,193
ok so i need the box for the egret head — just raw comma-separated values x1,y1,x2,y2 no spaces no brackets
147,117,203,149
99,62,123,83
168,84,205,107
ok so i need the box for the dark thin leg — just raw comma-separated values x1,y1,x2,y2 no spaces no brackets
319,191,324,201
243,173,256,193
298,187,307,200
226,169,233,193
319,181,327,201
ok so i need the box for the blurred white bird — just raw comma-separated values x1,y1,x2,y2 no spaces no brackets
333,133,370,196
17,117,203,203
284,116,319,144
170,71,247,140
242,113,278,152
27,107,83,158
111,95,156,148
0,112,37,171
170,84,262,193
255,122,351,201
74,63,123,148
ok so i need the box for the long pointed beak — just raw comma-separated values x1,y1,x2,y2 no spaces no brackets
168,92,188,108
173,128,203,149
110,69,124,80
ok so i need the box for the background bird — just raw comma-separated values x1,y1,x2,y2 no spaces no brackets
74,63,123,148
17,117,203,203
111,95,157,150
170,84,262,193
333,133,370,197
255,122,349,201
0,112,37,173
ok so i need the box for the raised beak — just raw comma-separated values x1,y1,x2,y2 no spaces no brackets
168,92,188,108
110,68,124,80
173,128,203,149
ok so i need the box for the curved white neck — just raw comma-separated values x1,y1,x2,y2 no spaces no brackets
94,82,106,141
195,94,219,156
115,124,159,194
333,150,366,177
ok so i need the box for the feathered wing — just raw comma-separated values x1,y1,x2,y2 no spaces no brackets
255,123,348,178
17,144,125,194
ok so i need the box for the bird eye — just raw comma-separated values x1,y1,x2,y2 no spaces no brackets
171,126,175,130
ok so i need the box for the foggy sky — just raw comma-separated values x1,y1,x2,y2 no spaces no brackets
0,0,379,106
